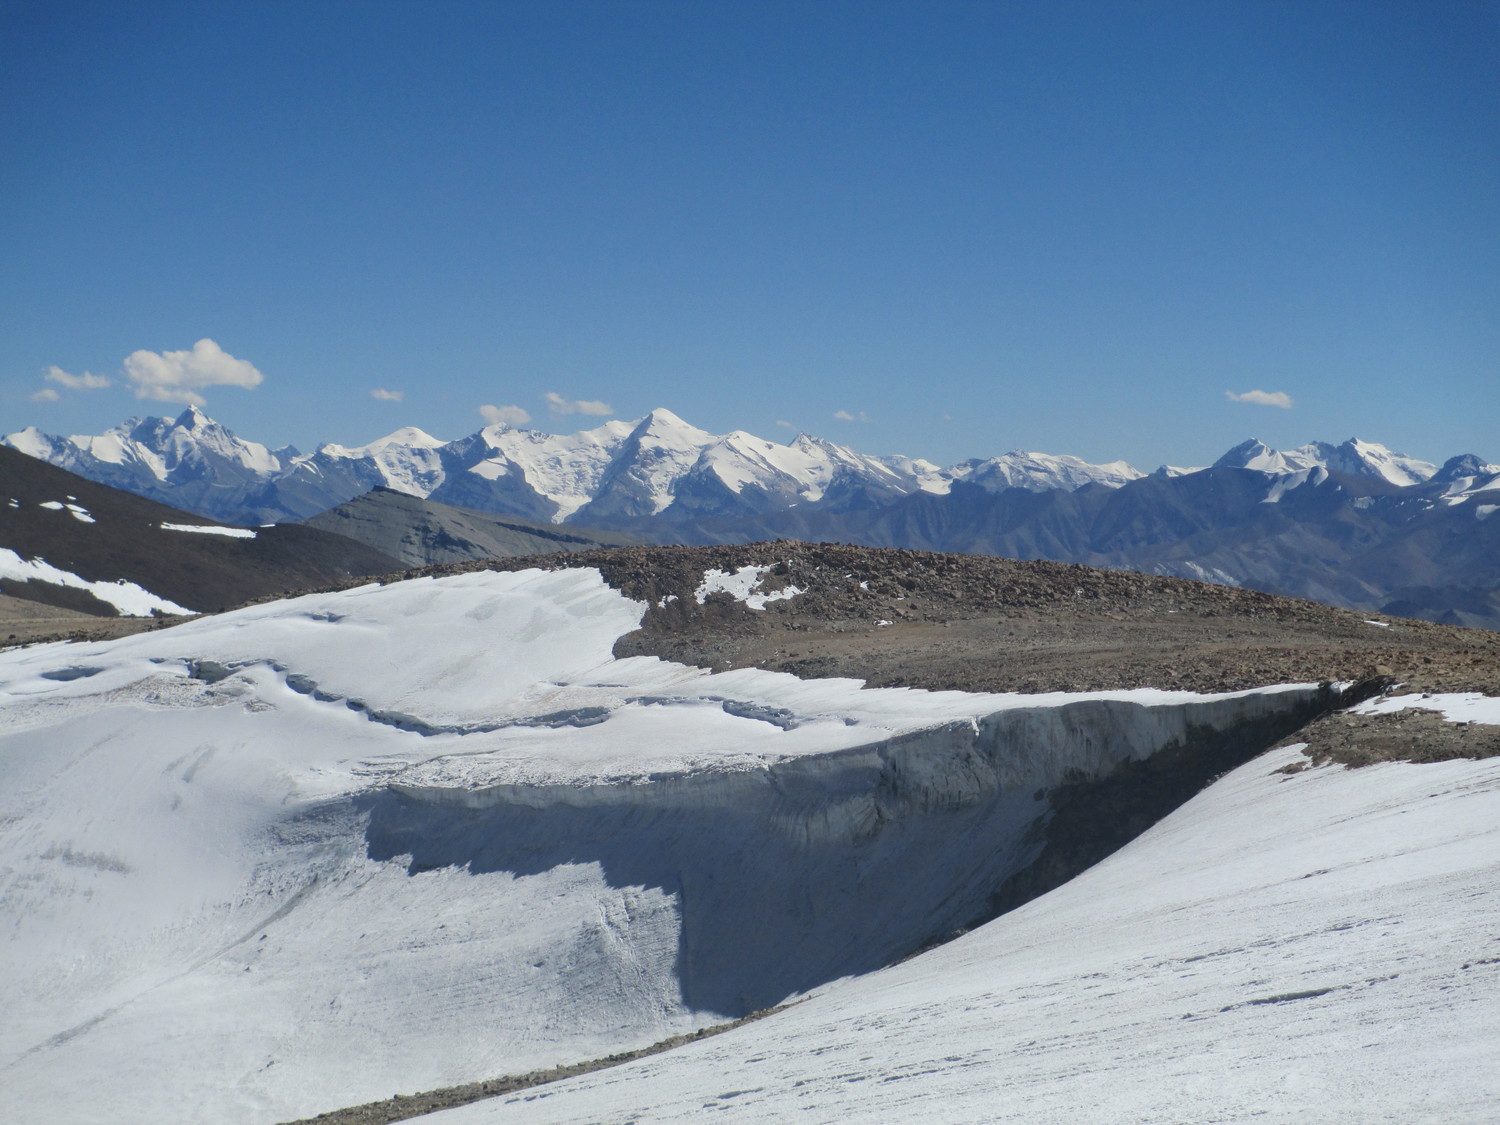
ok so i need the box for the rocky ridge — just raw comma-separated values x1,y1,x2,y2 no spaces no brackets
398,542,1497,691
256,540,1500,772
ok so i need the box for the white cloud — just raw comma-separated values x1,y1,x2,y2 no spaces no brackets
545,391,613,416
30,388,60,403
833,409,871,423
480,403,532,427
123,338,264,406
370,388,404,402
45,365,110,390
775,419,796,429
1225,389,1293,409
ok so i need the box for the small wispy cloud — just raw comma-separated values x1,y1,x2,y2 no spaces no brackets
1226,389,1293,409
45,365,110,391
545,391,613,416
30,387,61,403
370,388,404,402
480,403,532,427
774,419,796,430
123,339,264,406
833,409,871,423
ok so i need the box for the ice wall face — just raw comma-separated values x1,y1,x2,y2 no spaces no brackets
373,686,1336,1020
0,569,1342,1123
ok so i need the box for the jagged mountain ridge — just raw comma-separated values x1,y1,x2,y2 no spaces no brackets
6,406,961,526
1211,436,1444,486
16,405,1475,529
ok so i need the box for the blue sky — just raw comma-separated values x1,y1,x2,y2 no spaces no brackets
3,0,1497,469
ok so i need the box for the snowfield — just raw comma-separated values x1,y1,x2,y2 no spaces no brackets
1351,690,1500,725
160,521,258,539
2,567,1493,1123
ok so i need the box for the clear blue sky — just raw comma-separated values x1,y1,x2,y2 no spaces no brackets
3,0,1497,469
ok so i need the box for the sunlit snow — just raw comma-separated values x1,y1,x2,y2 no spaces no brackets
1351,691,1500,725
38,500,96,523
0,548,193,616
160,521,258,539
694,564,805,611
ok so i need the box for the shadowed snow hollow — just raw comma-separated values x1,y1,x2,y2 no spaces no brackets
0,568,1335,1123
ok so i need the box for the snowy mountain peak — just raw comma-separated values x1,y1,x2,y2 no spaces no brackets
956,450,1145,493
1212,439,1319,475
1307,438,1437,487
159,408,282,474
333,426,446,456
628,407,715,446
5,426,53,461
174,404,212,429
1213,438,1270,466
637,405,692,428
581,410,721,518
1214,437,1435,487
1433,453,1500,483
375,425,444,450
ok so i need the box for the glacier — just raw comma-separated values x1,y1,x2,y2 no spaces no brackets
0,567,1339,1123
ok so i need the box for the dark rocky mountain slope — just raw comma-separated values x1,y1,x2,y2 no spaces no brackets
301,487,638,567
0,445,403,638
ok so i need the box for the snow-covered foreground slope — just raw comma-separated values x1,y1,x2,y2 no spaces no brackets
432,744,1500,1125
0,569,1327,1123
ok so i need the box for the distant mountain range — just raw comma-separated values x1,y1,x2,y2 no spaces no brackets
8,405,1483,525
0,406,1165,528
7,407,1500,627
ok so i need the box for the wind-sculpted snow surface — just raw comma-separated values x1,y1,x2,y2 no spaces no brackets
0,569,1332,1123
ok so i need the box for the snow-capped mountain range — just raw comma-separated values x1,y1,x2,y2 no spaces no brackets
5,407,943,526
7,406,1493,530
